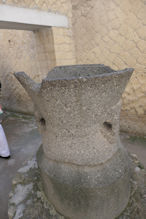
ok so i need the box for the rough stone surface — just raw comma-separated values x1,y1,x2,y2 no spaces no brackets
0,0,145,135
1,113,145,219
0,0,76,113
8,158,65,219
117,153,146,219
38,146,131,219
14,65,134,219
8,154,146,219
14,65,133,165
72,0,146,135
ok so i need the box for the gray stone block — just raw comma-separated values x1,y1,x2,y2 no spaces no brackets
14,64,134,218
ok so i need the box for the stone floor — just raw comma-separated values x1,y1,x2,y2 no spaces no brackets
0,113,41,219
0,112,146,219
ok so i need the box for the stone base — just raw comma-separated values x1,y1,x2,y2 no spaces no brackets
8,158,65,219
8,154,146,219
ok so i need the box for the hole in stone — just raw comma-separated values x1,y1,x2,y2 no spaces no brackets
103,122,112,130
39,118,46,126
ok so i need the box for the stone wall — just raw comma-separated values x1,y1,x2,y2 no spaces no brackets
72,0,146,135
0,0,145,134
0,0,76,113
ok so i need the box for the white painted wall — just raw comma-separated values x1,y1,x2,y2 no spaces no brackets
0,4,68,30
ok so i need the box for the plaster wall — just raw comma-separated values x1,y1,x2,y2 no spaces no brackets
0,28,55,113
72,0,146,135
0,0,145,135
0,0,76,113
0,0,76,66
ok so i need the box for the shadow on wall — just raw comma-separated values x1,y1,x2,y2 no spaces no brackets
0,28,56,114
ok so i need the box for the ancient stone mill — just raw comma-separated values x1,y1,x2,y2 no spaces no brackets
9,64,142,219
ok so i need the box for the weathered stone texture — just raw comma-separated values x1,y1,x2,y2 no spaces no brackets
8,155,146,219
0,0,76,113
72,0,146,135
0,0,145,134
8,158,65,219
14,65,134,219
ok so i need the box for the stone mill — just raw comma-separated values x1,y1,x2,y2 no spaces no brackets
14,64,134,219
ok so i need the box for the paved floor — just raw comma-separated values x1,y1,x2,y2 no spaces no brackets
0,113,41,219
0,113,145,219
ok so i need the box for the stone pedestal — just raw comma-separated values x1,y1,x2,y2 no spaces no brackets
8,153,145,219
14,64,134,219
